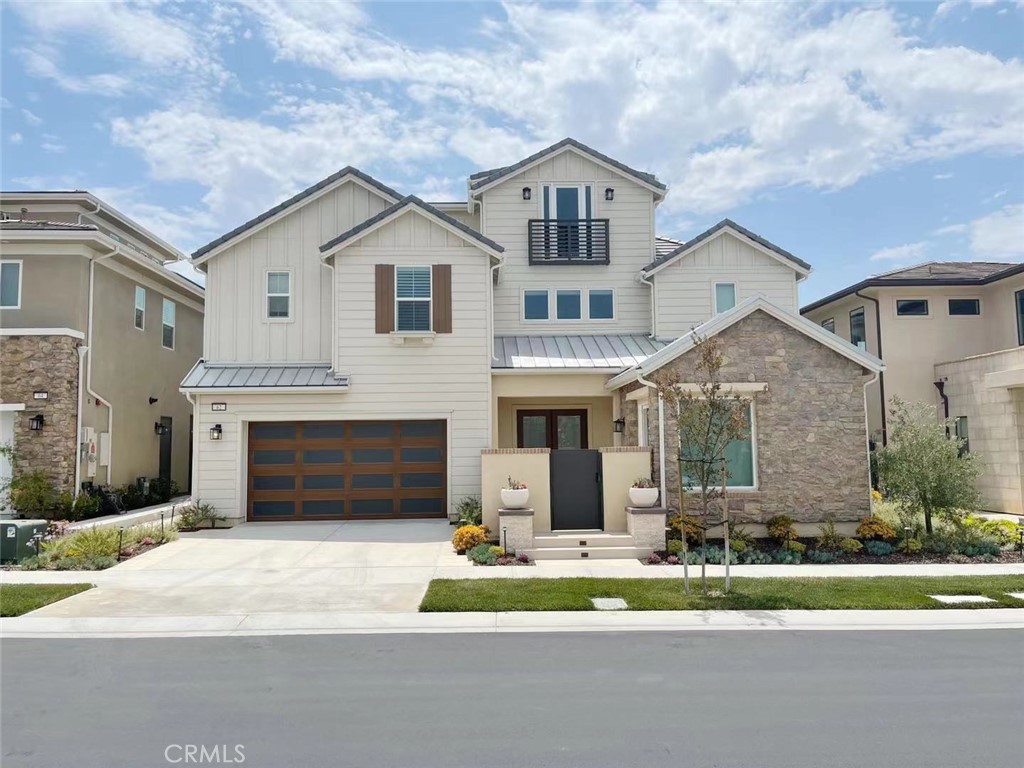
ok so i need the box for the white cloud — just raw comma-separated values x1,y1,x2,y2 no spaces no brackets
20,108,42,125
9,133,23,145
933,223,968,235
869,242,929,262
40,140,66,154
934,172,954,180
969,203,1024,258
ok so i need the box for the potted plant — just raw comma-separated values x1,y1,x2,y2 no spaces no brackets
500,476,529,509
629,477,659,508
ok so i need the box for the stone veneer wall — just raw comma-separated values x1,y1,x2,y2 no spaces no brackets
619,310,872,524
0,334,81,492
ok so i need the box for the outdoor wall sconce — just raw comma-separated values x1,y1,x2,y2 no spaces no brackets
154,422,169,436
28,414,44,431
210,424,223,441
148,397,159,405
605,187,614,201
522,187,532,201
613,417,626,434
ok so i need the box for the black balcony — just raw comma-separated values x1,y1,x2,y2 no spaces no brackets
528,219,610,265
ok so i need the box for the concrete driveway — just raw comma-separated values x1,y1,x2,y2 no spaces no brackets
22,521,469,618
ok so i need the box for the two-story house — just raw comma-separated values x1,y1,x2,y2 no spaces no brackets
182,139,882,542
0,192,204,512
802,262,1024,514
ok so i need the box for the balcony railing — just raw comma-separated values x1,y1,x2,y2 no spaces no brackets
527,219,610,265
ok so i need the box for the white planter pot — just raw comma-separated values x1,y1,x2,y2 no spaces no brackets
628,487,659,508
500,488,530,509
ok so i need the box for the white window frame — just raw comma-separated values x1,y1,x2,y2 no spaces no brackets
587,288,615,321
265,269,292,321
637,402,650,448
394,265,432,333
539,184,590,219
0,260,23,310
680,398,758,492
713,281,737,315
521,288,550,322
161,298,176,350
134,286,146,331
555,288,583,321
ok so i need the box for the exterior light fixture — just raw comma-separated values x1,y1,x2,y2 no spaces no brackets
148,397,159,405
154,422,169,436
613,417,626,434
28,414,44,431
522,187,532,201
605,187,614,201
210,424,223,441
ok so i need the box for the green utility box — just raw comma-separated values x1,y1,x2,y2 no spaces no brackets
0,520,48,564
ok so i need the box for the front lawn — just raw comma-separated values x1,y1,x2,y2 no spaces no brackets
420,576,1024,612
0,584,93,616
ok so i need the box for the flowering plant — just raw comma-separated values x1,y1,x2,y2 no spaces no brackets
506,476,527,490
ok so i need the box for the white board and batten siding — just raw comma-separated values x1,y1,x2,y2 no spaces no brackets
481,151,656,334
654,233,801,339
203,180,391,363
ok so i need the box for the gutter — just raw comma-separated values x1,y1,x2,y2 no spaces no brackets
855,288,887,445
934,379,949,420
639,270,656,338
636,372,667,510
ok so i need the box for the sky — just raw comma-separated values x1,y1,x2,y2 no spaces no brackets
1,0,1022,303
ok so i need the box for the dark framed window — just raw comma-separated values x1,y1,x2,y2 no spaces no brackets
849,307,866,348
948,298,980,316
821,317,835,333
523,289,548,320
1016,290,1024,346
896,299,928,316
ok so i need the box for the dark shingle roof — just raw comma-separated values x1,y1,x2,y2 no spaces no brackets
643,219,812,274
192,167,402,260
0,219,97,231
468,138,666,193
319,196,504,254
801,261,1024,315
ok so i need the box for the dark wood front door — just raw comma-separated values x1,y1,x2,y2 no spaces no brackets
516,409,588,450
158,416,172,484
246,420,447,521
550,449,602,530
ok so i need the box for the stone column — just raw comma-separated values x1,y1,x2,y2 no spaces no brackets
626,506,667,555
498,507,535,553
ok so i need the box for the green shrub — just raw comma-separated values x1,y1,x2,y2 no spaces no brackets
773,548,802,564
668,513,703,545
123,522,179,547
55,491,102,522
455,496,483,527
740,549,772,565
958,540,1000,558
10,470,59,518
782,540,806,554
766,514,797,544
728,538,748,553
807,549,837,564
701,545,737,565
897,537,922,554
489,546,505,557
175,501,225,531
112,483,148,511
729,525,757,550
863,540,895,557
146,478,181,505
666,539,685,556
855,516,898,541
467,542,497,565
959,514,1020,548
839,537,863,555
61,527,121,559
816,519,845,553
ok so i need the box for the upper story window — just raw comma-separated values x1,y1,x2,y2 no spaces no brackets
850,307,866,349
589,289,614,320
395,266,431,332
1016,290,1024,346
0,261,22,309
714,282,736,314
266,271,291,319
948,298,980,316
556,289,581,320
821,318,835,333
523,289,548,321
896,299,928,316
528,184,609,265
162,299,176,350
134,286,146,330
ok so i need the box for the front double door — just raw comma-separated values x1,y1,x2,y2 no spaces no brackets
516,409,587,450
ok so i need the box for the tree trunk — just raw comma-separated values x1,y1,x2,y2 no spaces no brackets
700,490,708,596
924,507,933,535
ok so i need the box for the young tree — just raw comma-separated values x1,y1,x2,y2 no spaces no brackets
876,398,980,535
655,334,761,595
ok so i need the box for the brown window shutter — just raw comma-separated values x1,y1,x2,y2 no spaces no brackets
375,264,394,333
432,264,452,334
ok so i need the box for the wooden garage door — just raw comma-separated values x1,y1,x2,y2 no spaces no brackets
247,420,447,521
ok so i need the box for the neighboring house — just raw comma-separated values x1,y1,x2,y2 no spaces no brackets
183,138,882,544
802,262,1024,514
0,192,204,511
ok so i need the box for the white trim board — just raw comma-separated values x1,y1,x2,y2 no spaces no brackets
0,327,85,339
642,225,811,279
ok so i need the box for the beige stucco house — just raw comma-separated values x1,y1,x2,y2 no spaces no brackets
183,139,882,556
802,262,1024,514
0,192,204,511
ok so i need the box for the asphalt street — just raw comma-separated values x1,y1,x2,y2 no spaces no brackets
2,630,1021,768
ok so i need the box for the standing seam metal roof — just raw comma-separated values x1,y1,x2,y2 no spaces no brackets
180,362,348,389
492,334,667,370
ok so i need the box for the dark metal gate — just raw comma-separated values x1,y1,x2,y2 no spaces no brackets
549,449,602,530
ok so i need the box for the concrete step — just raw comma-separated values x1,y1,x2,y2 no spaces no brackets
533,533,635,548
523,546,645,561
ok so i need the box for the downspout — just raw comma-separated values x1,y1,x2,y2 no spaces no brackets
73,346,87,494
863,371,880,496
488,260,502,449
933,380,949,420
183,390,198,502
76,197,102,226
640,271,656,338
87,245,121,485
636,372,667,510
855,289,887,445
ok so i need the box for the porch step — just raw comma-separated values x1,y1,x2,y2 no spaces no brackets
533,532,635,549
524,546,646,561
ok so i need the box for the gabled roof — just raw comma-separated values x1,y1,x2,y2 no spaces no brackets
318,195,504,257
606,294,883,390
801,261,1024,315
493,334,668,370
191,167,402,262
642,219,812,276
467,138,667,197
655,235,684,259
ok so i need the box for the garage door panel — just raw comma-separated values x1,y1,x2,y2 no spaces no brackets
247,420,446,521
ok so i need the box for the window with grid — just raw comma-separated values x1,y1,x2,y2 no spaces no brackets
134,286,146,330
395,266,431,331
162,299,176,349
267,271,291,319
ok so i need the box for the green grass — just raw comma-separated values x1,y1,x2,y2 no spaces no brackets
420,576,1024,612
0,584,93,616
